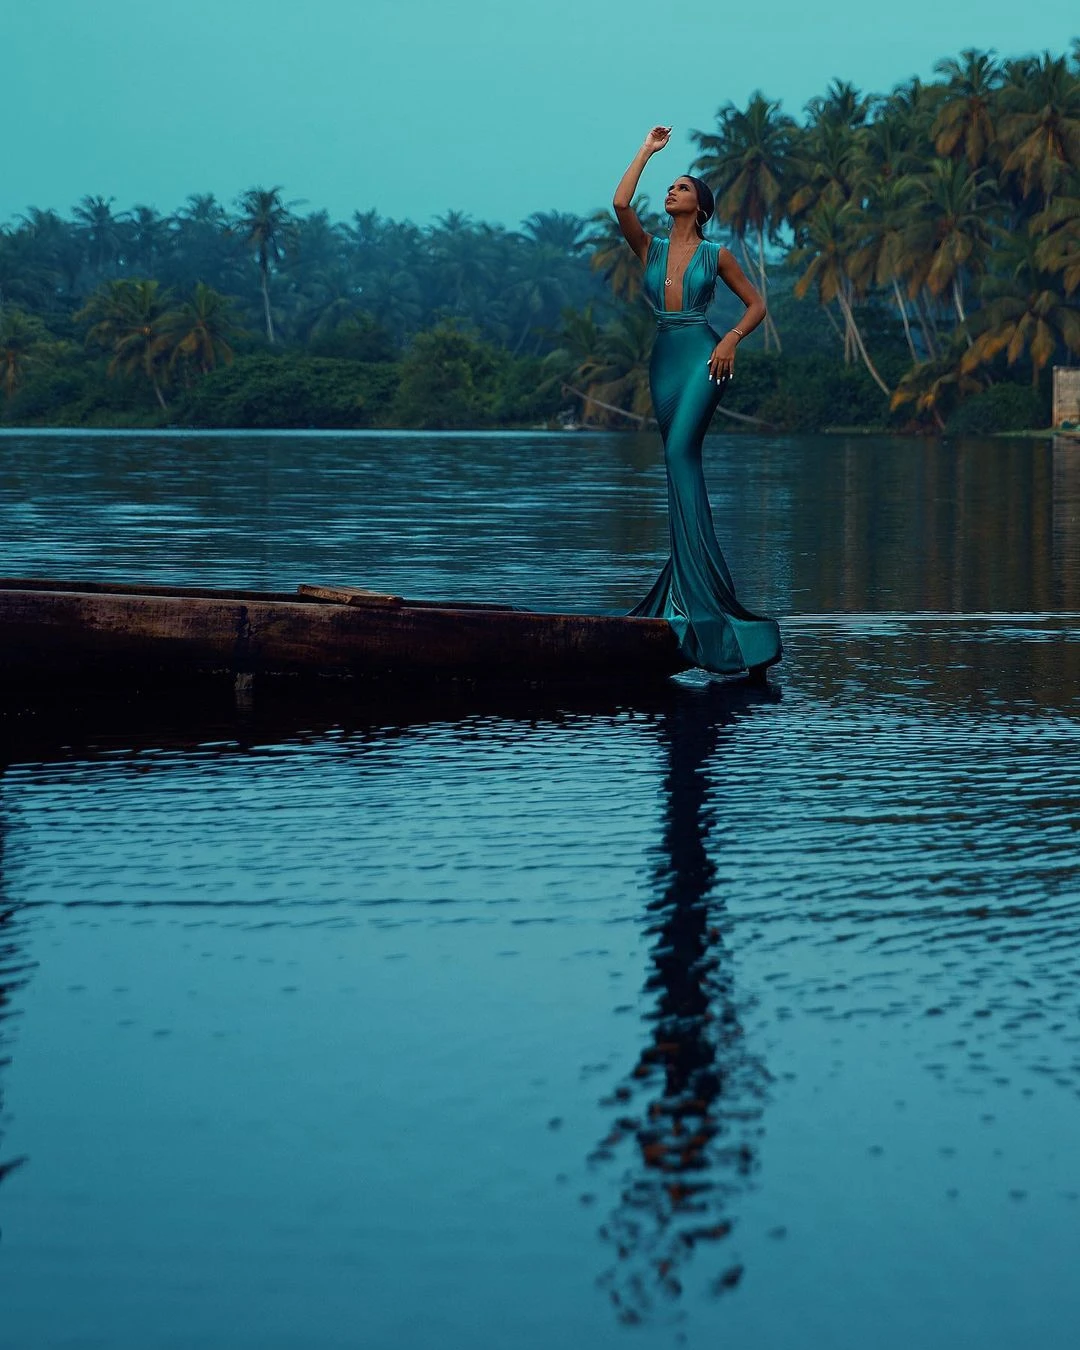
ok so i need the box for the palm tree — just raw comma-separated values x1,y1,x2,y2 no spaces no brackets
886,75,948,140
788,80,873,212
0,308,50,398
11,207,83,302
427,212,491,317
548,303,654,425
805,78,874,131
345,210,429,325
548,304,605,370
960,226,1080,387
930,49,1004,169
352,263,425,334
520,211,589,253
1032,192,1080,295
274,211,360,342
281,264,364,343
163,282,245,380
169,194,243,292
854,108,928,186
123,205,175,277
285,210,349,276
233,186,304,343
0,226,62,317
904,158,994,337
890,346,984,429
847,175,925,360
997,54,1080,206
177,193,230,229
692,91,795,349
72,194,129,277
786,119,863,221
791,198,892,395
75,278,176,409
504,246,574,355
587,197,661,303
588,305,655,421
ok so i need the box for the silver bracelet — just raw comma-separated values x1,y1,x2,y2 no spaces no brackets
730,326,746,338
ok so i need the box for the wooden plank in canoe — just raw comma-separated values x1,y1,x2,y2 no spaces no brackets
296,583,519,613
297,583,403,607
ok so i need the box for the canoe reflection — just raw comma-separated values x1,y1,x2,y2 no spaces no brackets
591,679,777,1324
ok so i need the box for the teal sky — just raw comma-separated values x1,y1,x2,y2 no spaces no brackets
5,0,1077,230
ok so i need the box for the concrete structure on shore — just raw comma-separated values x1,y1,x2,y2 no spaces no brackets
1053,366,1080,428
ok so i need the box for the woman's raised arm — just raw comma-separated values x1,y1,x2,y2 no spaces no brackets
612,126,670,263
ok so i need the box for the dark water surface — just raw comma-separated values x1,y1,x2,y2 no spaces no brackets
1,429,1079,1349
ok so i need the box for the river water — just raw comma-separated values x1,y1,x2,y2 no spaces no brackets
0,429,1078,1349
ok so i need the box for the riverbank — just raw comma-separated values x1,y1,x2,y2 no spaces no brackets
1,419,1059,440
0,346,1052,438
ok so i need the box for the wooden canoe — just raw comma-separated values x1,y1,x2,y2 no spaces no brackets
0,577,689,688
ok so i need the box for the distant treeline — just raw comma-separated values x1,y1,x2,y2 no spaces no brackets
1,42,1077,434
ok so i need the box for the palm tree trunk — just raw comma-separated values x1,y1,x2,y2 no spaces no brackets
841,297,853,365
891,275,918,362
822,300,846,350
836,289,892,397
952,276,972,347
151,376,168,411
913,290,939,360
755,225,782,352
260,263,275,344
563,383,651,427
923,288,944,346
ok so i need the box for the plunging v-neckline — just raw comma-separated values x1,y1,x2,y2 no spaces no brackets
662,237,704,312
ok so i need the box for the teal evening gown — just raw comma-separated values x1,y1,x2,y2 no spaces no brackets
628,236,783,676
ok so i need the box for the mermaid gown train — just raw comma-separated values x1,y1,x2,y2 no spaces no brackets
627,236,783,675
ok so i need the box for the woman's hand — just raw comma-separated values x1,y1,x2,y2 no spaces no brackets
707,335,738,384
643,125,672,154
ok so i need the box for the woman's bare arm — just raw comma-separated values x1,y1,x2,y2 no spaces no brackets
716,248,766,334
613,126,670,263
706,248,768,383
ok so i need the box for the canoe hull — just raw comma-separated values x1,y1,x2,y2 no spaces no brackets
0,579,689,688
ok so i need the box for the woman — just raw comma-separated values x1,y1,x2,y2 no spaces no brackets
616,125,783,681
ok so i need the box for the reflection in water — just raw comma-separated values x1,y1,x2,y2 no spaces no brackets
591,681,777,1326
0,780,31,1201
3,430,1078,622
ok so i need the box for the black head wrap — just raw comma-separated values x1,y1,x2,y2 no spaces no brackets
684,176,715,238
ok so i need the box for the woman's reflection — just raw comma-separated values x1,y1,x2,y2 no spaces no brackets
0,783,31,1203
591,679,776,1325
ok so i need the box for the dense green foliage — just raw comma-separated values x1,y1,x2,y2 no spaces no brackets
943,381,1046,435
1,41,1077,433
179,355,399,429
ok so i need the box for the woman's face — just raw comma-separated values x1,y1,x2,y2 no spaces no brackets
664,177,700,225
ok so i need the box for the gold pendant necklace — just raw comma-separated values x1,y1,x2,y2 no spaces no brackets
664,240,695,287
